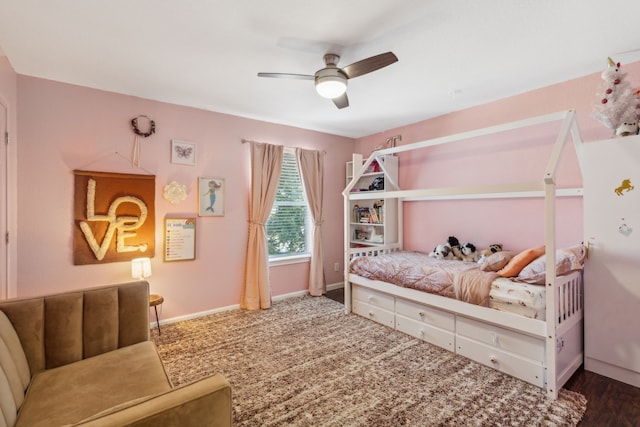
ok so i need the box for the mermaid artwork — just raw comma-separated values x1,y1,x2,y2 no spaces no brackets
203,180,222,213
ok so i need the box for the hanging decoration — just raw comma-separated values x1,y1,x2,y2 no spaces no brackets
592,58,640,137
73,170,155,265
130,115,156,167
163,181,189,205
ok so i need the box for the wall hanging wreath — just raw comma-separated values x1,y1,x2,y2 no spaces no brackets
130,115,156,167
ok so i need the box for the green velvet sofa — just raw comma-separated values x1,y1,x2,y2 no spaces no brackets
0,281,232,427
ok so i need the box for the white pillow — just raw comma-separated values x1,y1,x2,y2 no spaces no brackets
517,244,586,285
478,251,515,272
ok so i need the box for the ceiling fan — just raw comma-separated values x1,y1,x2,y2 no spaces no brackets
257,51,398,109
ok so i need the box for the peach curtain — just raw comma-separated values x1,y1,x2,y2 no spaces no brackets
241,142,283,310
296,148,326,296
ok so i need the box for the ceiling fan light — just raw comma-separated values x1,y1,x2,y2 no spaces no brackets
315,75,347,99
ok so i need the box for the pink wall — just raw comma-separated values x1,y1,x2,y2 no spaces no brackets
11,75,354,319
355,61,640,253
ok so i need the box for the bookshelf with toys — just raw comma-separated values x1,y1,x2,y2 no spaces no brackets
345,153,398,248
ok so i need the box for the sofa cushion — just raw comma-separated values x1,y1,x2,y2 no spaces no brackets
0,365,18,427
83,287,119,358
0,298,46,374
0,311,31,407
74,374,233,427
15,341,172,427
45,292,85,369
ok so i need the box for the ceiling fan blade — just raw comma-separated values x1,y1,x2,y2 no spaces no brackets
332,93,349,109
342,52,398,79
257,72,314,80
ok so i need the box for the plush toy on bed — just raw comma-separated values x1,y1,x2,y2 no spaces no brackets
447,236,464,260
428,244,455,260
477,243,504,262
460,242,480,262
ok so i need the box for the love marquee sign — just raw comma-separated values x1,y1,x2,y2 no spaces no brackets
73,170,155,265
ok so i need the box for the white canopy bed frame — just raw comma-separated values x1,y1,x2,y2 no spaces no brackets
342,110,584,400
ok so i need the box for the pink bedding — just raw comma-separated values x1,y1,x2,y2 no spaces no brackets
349,251,498,307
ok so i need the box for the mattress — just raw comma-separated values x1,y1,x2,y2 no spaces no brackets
348,251,493,304
349,251,548,320
489,278,546,320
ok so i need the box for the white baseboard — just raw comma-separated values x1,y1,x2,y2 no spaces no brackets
151,303,240,328
585,357,640,388
326,281,345,291
152,282,345,328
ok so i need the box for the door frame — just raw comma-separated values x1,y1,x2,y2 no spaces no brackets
0,96,17,299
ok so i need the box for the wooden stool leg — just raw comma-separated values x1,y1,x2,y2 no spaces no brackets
154,305,161,335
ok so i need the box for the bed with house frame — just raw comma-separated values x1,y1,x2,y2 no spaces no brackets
342,110,585,400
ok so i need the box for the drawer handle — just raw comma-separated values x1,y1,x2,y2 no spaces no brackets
489,355,498,364
368,296,374,303
368,311,374,317
418,311,425,318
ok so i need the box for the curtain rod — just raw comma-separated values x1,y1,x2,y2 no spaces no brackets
241,139,326,154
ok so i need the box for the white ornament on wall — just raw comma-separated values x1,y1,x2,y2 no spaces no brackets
163,181,188,205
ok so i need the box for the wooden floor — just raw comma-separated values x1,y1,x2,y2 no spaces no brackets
324,288,640,427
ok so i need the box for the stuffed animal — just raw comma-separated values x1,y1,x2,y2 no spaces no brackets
490,243,503,253
447,236,463,260
477,243,503,262
429,244,454,260
616,120,639,137
460,242,480,262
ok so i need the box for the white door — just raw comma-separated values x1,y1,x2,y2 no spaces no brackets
583,135,640,387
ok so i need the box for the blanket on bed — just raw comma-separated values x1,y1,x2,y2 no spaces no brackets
454,268,498,306
349,251,498,307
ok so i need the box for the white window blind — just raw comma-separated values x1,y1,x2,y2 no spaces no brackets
266,151,310,258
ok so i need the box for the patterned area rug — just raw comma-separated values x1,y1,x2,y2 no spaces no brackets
152,295,586,426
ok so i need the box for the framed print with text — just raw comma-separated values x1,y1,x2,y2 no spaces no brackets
164,217,196,261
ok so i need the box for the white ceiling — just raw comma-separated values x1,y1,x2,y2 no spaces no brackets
1,0,639,138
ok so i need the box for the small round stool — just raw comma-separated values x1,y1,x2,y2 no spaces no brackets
149,294,164,335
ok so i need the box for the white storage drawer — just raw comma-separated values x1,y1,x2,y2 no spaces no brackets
352,285,395,312
456,336,545,387
352,299,395,328
456,316,544,362
396,315,455,351
396,298,455,331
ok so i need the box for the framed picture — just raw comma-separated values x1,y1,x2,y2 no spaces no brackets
164,217,196,261
198,177,225,216
171,139,196,165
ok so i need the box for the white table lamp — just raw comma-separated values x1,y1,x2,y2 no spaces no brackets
131,257,152,280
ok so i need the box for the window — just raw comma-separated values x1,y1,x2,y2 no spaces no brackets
266,151,311,260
